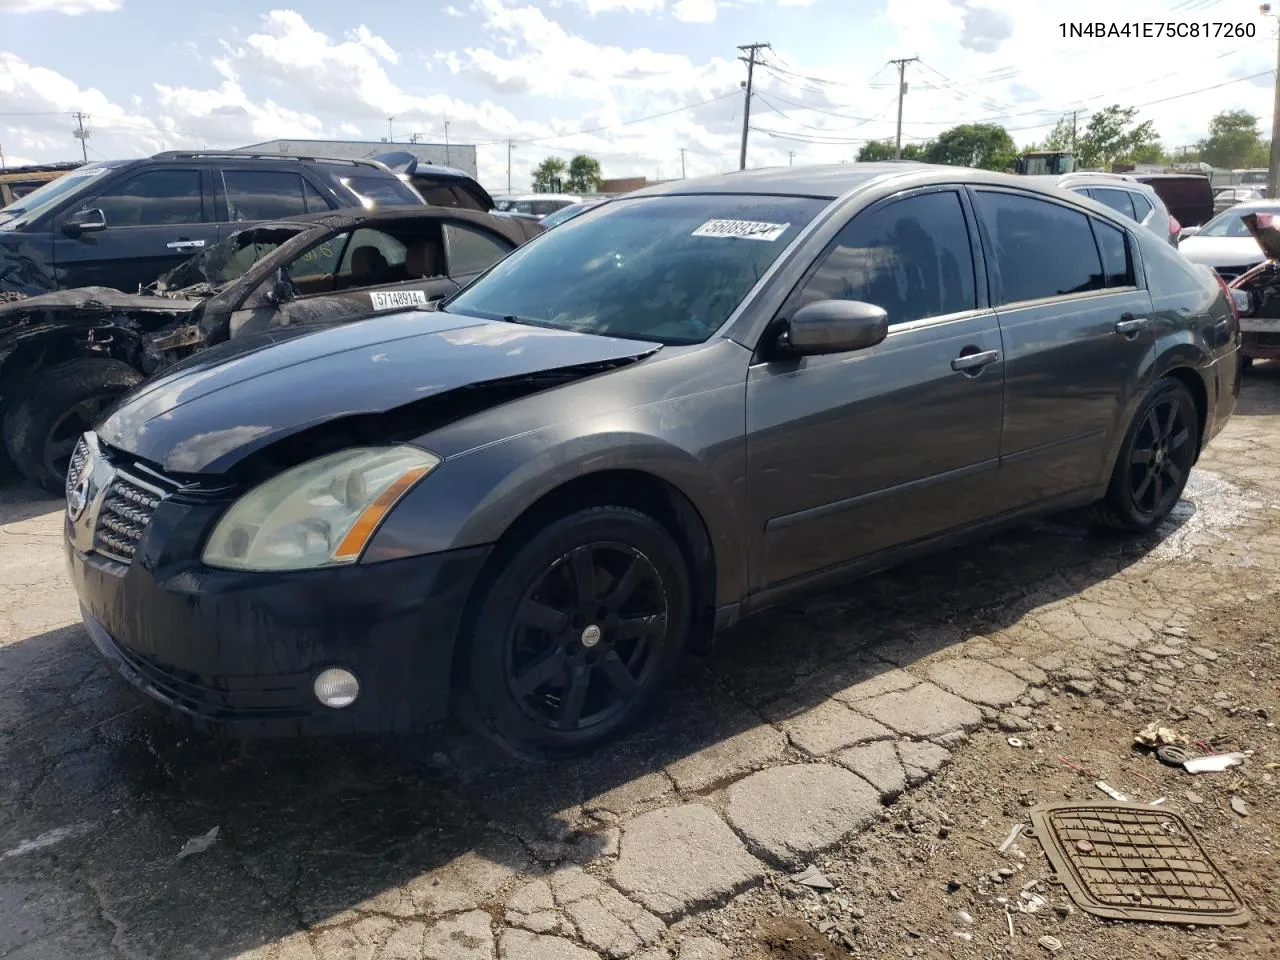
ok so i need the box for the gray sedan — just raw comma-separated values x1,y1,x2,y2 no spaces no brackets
66,163,1240,755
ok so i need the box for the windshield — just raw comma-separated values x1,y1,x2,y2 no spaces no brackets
155,225,306,292
0,163,119,228
447,193,825,345
1195,209,1278,238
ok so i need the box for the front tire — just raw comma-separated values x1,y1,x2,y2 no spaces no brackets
458,506,691,756
2,359,142,493
1090,377,1200,533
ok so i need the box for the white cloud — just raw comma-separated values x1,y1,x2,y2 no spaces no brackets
444,3,463,13
0,0,119,12
672,0,716,23
571,0,665,13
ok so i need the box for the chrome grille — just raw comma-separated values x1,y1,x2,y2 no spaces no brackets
65,436,90,500
93,472,165,563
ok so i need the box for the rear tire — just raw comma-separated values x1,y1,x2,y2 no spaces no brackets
457,506,691,757
2,358,142,493
1089,377,1199,533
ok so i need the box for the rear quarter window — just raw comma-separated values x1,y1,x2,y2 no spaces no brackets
1138,229,1217,304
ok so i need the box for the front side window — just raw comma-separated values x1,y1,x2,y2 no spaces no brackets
282,232,349,295
975,191,1104,304
447,194,825,344
90,169,203,227
1091,188,1136,221
444,222,512,277
223,171,308,221
337,228,406,288
156,225,307,292
792,190,976,325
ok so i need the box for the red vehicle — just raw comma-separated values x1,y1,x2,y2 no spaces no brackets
1228,211,1280,367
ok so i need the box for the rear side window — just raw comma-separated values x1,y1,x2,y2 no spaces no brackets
91,170,203,227
223,171,307,221
974,191,1103,304
303,179,332,213
1091,219,1134,287
795,190,976,325
343,175,422,208
1131,193,1153,220
1091,188,1136,220
444,222,512,277
417,182,486,211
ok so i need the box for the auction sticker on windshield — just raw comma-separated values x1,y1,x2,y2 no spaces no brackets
691,219,790,241
370,290,428,310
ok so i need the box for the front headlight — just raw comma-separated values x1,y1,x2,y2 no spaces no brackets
203,446,439,571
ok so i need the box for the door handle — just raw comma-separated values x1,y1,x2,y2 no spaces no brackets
166,239,207,251
951,349,1000,372
1115,314,1149,337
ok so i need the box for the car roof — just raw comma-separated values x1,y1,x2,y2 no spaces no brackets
1217,199,1280,213
632,162,1131,202
235,204,537,245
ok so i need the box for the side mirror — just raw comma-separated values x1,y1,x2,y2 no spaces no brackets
1178,225,1201,240
265,267,295,305
780,299,889,356
62,207,107,237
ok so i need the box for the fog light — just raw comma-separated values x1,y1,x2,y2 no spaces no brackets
313,668,360,709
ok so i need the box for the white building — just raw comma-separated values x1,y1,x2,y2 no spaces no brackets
233,140,478,178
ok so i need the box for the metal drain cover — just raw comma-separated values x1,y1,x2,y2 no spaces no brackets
1028,803,1250,925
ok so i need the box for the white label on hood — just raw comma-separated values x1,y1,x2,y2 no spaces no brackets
691,219,790,241
370,289,428,310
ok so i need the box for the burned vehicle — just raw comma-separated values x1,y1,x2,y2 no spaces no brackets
1228,210,1280,367
0,206,541,490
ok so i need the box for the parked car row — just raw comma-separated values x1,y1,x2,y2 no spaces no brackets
57,161,1241,754
0,151,543,489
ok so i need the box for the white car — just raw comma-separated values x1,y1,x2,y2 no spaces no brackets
1178,200,1280,281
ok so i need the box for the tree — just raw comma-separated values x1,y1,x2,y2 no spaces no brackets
923,123,1016,171
566,154,602,193
1199,110,1266,169
1122,141,1167,165
856,140,926,162
1075,104,1158,168
532,157,566,192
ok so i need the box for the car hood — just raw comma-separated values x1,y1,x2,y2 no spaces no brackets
0,286,195,333
97,309,661,475
1241,211,1280,262
1175,235,1265,268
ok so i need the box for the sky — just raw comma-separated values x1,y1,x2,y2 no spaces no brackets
0,0,1276,193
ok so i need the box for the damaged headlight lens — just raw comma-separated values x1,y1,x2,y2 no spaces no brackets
202,446,440,571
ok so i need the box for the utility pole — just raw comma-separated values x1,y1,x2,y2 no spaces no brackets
738,41,770,171
72,112,90,162
680,148,687,178
788,150,795,166
888,57,918,160
0,144,5,171
506,140,515,193
387,117,394,142
1067,109,1082,155
444,119,451,166
1265,4,1280,199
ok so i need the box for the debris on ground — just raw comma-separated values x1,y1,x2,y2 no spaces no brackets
1230,796,1250,817
1134,721,1190,748
176,826,219,859
997,822,1023,853
789,865,834,890
1184,752,1248,773
1038,935,1064,953
1095,781,1128,801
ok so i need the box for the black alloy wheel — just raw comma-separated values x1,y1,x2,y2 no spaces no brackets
41,396,111,484
1091,377,1200,533
460,506,690,755
506,542,668,733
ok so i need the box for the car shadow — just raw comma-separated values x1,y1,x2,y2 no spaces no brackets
1236,362,1280,416
0,495,1195,960
0,484,61,526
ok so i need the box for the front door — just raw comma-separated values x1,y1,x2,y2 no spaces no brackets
52,167,218,291
746,187,1006,589
968,188,1154,508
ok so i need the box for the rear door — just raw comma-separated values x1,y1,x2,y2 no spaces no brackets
745,187,1005,588
52,166,216,290
970,188,1153,509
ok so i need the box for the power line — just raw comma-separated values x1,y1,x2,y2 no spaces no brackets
470,91,738,146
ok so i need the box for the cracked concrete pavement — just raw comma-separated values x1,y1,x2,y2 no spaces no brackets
3,370,1280,960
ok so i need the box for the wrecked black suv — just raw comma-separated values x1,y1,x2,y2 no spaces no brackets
0,206,541,490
